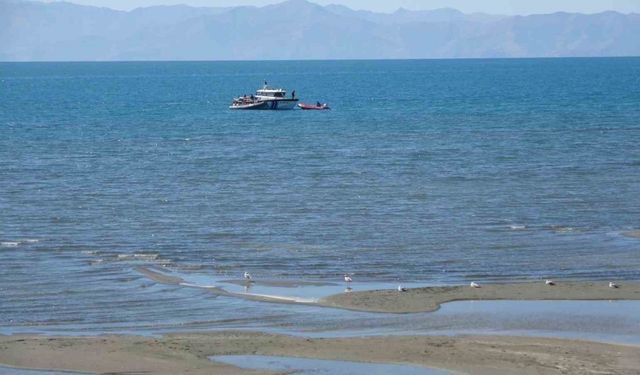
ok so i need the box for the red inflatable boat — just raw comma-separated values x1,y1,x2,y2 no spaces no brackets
298,102,330,110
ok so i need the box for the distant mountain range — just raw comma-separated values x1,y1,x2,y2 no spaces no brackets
2,0,640,61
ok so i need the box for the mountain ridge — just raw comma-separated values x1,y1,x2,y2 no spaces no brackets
1,0,639,61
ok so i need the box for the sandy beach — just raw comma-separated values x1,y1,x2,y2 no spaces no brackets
2,331,640,375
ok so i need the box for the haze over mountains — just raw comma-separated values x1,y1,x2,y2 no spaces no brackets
2,0,639,61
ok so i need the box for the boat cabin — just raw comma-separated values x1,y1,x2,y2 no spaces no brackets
256,88,287,98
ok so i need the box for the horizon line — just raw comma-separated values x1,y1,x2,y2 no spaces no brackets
3,56,640,64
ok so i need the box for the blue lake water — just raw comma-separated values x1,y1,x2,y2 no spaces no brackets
1,58,640,337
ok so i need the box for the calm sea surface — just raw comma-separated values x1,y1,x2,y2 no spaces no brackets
1,58,640,334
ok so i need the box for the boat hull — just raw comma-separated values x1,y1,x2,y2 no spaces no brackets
261,99,298,110
229,101,268,110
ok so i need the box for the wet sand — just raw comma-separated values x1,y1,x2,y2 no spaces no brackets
136,266,185,284
1,332,639,375
623,230,640,239
321,281,640,313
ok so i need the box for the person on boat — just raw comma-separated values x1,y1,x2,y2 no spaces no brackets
316,101,322,107
292,90,296,99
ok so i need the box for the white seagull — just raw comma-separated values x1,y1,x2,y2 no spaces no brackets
397,285,407,292
470,281,480,288
243,271,252,281
344,274,353,283
609,282,619,289
545,279,555,286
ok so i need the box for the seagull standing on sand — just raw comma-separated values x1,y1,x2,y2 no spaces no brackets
397,285,407,292
344,274,352,284
243,271,252,281
609,282,619,288
470,281,480,288
545,279,555,286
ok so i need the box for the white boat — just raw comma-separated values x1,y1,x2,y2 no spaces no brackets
229,97,267,110
230,82,298,110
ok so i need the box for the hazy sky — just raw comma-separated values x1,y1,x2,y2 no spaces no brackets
43,0,640,14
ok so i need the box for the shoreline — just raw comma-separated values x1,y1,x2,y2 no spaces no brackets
1,331,639,375
137,267,640,313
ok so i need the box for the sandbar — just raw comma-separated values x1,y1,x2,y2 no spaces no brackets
137,267,640,313
320,281,640,313
622,230,640,239
136,266,185,284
